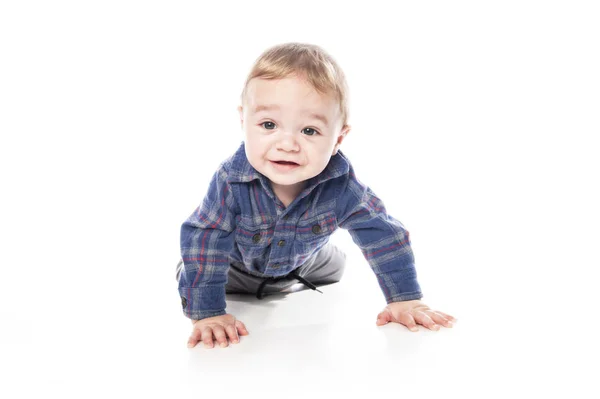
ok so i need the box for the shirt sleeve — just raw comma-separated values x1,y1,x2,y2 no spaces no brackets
178,164,238,320
335,171,423,303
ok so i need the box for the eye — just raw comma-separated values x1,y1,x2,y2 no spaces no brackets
302,127,319,136
261,121,276,130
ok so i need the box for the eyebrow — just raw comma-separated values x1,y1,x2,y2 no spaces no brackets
252,104,329,126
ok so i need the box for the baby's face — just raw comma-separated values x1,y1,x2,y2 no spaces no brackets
239,75,349,197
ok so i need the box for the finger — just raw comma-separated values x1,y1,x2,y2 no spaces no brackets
201,327,215,349
212,325,228,348
413,310,440,331
428,311,454,328
235,320,249,336
225,325,240,344
397,312,419,332
187,328,202,348
434,311,457,322
376,310,391,326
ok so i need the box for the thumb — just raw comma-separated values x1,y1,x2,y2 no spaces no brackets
376,309,391,326
187,328,201,348
187,320,205,348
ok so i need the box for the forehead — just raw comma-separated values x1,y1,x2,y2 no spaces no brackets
245,77,339,117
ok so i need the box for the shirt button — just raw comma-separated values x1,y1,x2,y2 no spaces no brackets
312,225,322,234
277,240,286,247
272,264,280,269
252,233,261,243
283,215,289,220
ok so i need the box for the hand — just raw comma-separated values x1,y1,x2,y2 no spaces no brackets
376,300,456,332
187,313,249,348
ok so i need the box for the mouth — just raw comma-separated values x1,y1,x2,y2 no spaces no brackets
272,160,299,165
270,160,300,171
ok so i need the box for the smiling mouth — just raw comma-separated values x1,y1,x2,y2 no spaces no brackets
272,161,299,165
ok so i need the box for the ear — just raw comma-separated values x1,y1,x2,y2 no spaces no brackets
331,125,351,156
237,106,244,129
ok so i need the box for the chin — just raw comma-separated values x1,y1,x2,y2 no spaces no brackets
268,175,303,185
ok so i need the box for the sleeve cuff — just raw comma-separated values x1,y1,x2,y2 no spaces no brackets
386,292,423,303
376,267,423,304
178,285,226,320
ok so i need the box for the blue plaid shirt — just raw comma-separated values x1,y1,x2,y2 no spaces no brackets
179,141,422,320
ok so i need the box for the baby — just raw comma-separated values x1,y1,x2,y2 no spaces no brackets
176,43,455,349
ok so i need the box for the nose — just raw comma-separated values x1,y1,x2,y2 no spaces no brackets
275,130,299,152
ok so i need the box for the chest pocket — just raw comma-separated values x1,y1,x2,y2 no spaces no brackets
294,210,338,257
234,217,275,262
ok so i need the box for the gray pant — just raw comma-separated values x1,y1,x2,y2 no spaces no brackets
176,242,347,297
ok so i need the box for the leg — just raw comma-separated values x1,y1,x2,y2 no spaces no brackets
295,241,347,286
177,258,296,296
225,262,297,295
177,241,346,297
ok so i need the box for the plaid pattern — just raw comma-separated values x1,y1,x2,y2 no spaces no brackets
179,141,422,320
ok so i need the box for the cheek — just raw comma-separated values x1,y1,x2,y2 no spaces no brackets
245,135,268,159
315,141,335,157
243,125,256,139
319,143,337,163
306,147,332,169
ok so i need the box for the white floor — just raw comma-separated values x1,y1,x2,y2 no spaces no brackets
2,230,597,398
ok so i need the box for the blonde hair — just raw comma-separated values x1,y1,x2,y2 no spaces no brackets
241,42,349,126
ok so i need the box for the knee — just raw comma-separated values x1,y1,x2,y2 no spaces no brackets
329,262,345,283
322,252,346,284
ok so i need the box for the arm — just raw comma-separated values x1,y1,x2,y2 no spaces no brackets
336,170,456,331
335,172,422,303
178,164,238,321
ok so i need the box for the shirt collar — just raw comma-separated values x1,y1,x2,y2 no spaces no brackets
227,141,350,189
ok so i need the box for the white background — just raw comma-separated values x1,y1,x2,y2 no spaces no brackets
1,1,599,397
